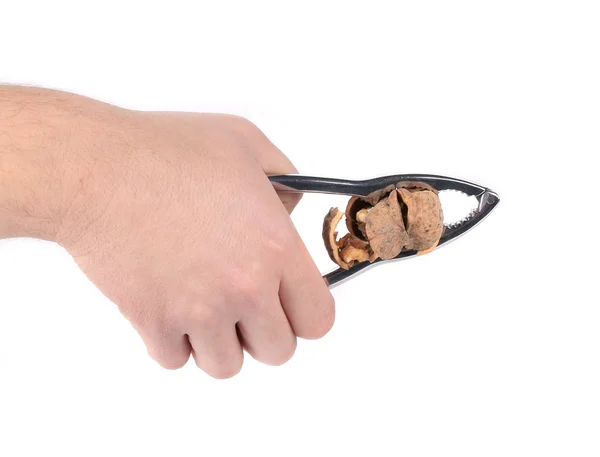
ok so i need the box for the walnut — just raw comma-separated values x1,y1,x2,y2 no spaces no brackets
322,182,444,269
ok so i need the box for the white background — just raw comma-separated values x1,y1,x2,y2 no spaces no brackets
1,1,599,456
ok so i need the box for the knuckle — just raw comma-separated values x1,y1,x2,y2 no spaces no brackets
188,305,220,327
233,273,265,306
302,294,336,340
157,356,188,371
265,338,297,366
148,347,190,371
206,361,243,380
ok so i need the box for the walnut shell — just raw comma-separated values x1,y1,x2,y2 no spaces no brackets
398,188,444,251
339,234,371,265
322,181,444,269
363,183,397,206
365,190,408,259
322,207,349,269
396,181,438,194
323,207,371,270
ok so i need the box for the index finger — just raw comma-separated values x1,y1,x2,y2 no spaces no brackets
242,121,303,214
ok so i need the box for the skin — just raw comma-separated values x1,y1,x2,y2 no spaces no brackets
0,86,335,378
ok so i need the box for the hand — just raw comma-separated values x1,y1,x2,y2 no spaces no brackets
56,110,335,378
0,88,334,378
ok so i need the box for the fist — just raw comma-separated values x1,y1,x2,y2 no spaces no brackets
56,110,335,378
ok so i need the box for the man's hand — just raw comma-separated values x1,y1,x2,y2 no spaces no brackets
0,87,335,378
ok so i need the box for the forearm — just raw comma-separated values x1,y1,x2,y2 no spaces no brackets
0,86,131,241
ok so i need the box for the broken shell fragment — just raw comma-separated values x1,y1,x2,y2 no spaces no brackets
323,207,349,269
339,234,371,265
323,208,372,270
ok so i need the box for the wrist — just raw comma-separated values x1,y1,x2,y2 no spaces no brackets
0,86,133,242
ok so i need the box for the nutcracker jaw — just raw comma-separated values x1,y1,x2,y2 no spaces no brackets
269,173,500,288
438,187,500,248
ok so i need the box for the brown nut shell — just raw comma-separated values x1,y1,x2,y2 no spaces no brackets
365,190,409,259
323,182,444,268
396,181,438,194
339,234,371,265
398,188,444,251
322,207,350,269
323,208,372,269
363,183,397,206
